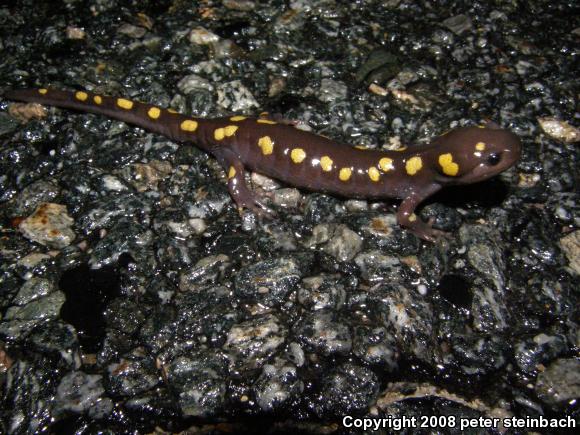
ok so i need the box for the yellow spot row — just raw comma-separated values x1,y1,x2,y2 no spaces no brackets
73,90,102,106
280,145,404,183
39,89,206,135
214,125,239,140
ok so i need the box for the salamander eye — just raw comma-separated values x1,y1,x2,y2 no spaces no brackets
487,152,501,166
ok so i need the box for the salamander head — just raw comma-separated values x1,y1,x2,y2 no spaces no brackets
430,124,521,185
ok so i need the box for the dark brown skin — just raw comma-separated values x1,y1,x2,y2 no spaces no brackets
4,88,522,241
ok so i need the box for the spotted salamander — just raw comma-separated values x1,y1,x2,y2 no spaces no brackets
4,88,521,241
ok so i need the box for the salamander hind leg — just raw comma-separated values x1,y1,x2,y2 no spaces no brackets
219,152,275,218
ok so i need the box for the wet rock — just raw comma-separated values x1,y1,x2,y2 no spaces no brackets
450,333,508,375
216,80,259,112
223,0,256,11
8,180,60,216
12,277,54,305
297,274,347,311
3,360,57,433
165,351,227,417
5,290,65,321
560,230,580,275
513,333,567,374
234,256,304,306
224,314,286,371
305,224,363,262
29,321,79,366
127,160,173,192
271,187,301,208
106,352,160,396
311,363,379,418
117,23,147,39
254,357,304,411
179,254,231,291
54,371,111,417
18,203,75,249
370,284,439,364
293,310,352,356
177,74,214,94
464,232,510,333
538,118,580,143
441,14,473,35
189,26,220,46
354,250,405,283
317,78,348,103
535,358,580,406
352,325,398,370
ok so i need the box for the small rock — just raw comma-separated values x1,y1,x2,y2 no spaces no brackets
538,118,580,143
535,358,580,406
305,224,363,262
560,231,580,275
19,203,75,249
441,14,473,35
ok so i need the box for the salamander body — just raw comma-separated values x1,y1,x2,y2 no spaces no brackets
4,88,522,241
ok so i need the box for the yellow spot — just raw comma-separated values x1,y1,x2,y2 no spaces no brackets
290,148,306,164
181,119,198,132
355,145,368,150
93,95,102,105
438,153,459,176
475,141,486,151
368,166,380,182
405,156,423,175
409,213,417,222
228,166,236,179
379,157,394,172
320,156,333,172
395,146,408,152
258,136,274,155
230,115,246,121
214,128,225,140
224,125,238,136
75,91,88,102
167,108,178,114
117,98,134,110
148,107,161,120
339,167,352,181
38,88,48,95
257,119,276,125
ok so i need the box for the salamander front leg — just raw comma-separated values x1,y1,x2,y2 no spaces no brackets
223,158,274,218
396,184,446,242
